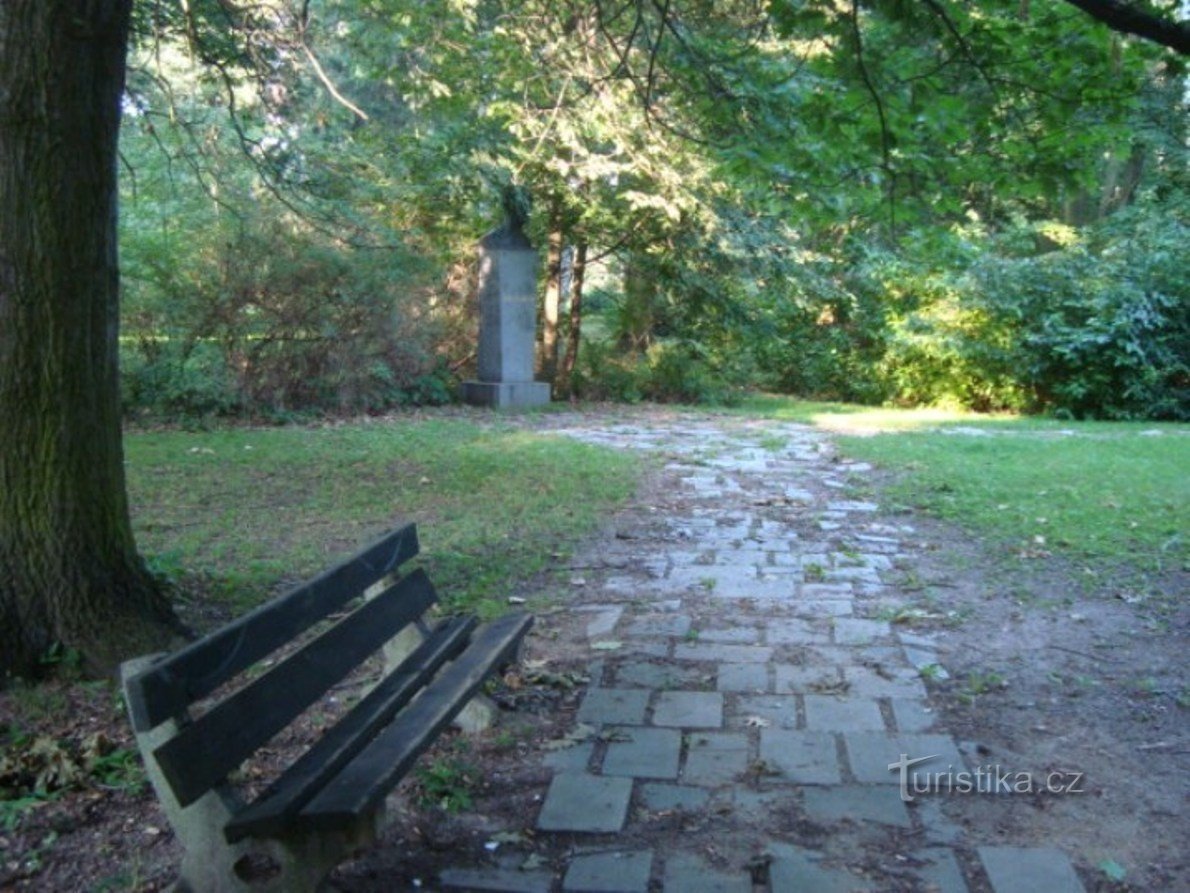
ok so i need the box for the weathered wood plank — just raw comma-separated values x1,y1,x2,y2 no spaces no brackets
124,524,420,731
223,615,477,842
296,613,533,829
155,569,437,807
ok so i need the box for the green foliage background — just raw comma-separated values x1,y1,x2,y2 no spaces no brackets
116,0,1189,421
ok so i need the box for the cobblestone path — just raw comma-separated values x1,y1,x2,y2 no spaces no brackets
441,412,1087,893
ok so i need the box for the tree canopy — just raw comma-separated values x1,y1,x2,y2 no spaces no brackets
0,0,1186,676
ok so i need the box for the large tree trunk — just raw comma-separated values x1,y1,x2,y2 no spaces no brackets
0,0,181,679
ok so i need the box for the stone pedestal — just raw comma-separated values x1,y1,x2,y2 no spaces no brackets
463,223,551,408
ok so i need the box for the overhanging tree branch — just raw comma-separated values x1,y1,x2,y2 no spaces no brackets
1060,0,1190,54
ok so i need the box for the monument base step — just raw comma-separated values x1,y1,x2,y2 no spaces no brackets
462,380,551,408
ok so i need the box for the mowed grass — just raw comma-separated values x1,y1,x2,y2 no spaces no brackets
125,417,640,618
734,395,1189,583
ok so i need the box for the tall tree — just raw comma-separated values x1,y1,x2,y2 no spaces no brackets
0,0,181,677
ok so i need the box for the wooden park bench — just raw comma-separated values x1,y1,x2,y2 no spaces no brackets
120,523,532,892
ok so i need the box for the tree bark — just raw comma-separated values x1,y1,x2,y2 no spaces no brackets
1060,0,1190,56
557,241,588,399
0,0,181,679
539,203,564,387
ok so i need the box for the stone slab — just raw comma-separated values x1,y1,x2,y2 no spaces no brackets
651,691,724,728
844,666,928,700
978,847,1085,893
563,850,653,893
891,699,939,733
615,661,707,690
803,695,886,732
717,663,769,693
624,615,692,638
734,694,798,730
766,843,861,893
662,854,752,893
538,773,632,832
682,732,750,786
602,726,682,779
759,730,841,784
577,689,650,726
913,848,969,893
844,733,965,785
696,627,760,644
802,785,911,827
774,665,845,694
833,617,893,645
673,643,772,663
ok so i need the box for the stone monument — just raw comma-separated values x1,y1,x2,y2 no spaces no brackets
462,206,551,409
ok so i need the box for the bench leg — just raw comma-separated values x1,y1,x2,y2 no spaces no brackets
121,659,383,892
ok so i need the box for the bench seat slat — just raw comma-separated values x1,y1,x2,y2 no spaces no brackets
224,615,477,843
125,524,420,732
155,569,437,808
296,612,533,829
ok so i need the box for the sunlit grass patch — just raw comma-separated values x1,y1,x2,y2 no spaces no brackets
736,394,1189,581
126,417,641,618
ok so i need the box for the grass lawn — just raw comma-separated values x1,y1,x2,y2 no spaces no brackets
733,395,1189,587
125,415,640,619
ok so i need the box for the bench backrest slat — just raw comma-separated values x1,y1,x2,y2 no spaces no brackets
153,568,438,808
124,524,419,732
223,614,478,842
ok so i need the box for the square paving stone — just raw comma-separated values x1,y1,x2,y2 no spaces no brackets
765,618,817,644
758,730,841,784
652,691,724,728
845,666,928,700
891,699,939,733
913,848,969,893
586,608,623,639
978,846,1085,893
616,661,708,690
802,785,911,827
682,732,750,786
602,726,682,779
980,847,1085,893
563,850,653,893
734,694,798,730
774,664,845,694
662,854,752,893
833,617,893,645
696,627,760,644
717,663,769,693
803,695,886,732
538,773,632,832
843,733,964,785
673,643,773,663
640,782,711,812
794,599,854,618
766,843,862,893
578,689,650,725
624,614,692,638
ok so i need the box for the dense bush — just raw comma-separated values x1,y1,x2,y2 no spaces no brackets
121,212,456,420
747,208,1188,420
570,339,748,406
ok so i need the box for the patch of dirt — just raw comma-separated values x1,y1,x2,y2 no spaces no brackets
879,514,1189,892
